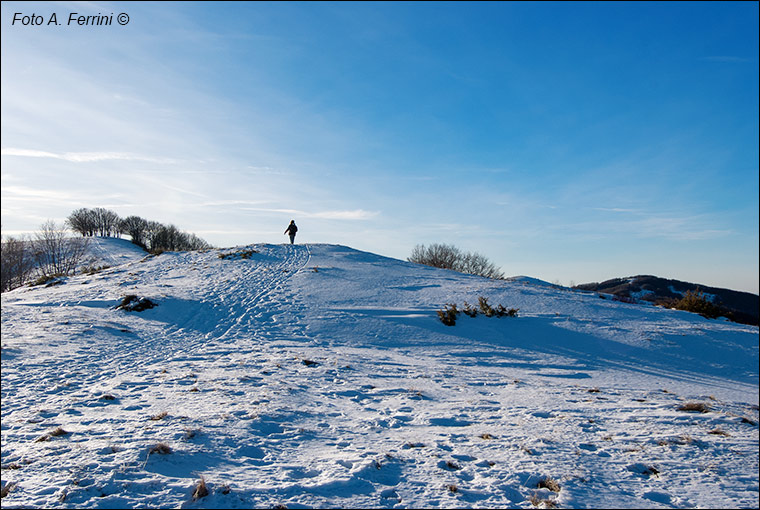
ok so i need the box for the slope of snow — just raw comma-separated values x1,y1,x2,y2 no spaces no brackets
79,237,150,269
1,243,758,509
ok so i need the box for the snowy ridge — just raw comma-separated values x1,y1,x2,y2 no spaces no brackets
1,243,758,509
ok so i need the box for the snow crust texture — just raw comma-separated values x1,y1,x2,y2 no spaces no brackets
1,241,758,509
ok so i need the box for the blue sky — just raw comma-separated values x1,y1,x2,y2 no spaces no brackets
2,1,758,293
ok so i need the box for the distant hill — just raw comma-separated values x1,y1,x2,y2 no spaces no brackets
574,275,759,325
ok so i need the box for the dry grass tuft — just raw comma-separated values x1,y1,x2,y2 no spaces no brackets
192,476,209,500
1,482,18,498
677,402,710,413
35,427,69,442
149,442,172,455
708,428,731,437
150,411,169,421
445,460,461,471
529,493,558,508
184,428,201,440
537,476,561,492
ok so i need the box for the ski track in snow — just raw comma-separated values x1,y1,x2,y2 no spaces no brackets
1,240,758,509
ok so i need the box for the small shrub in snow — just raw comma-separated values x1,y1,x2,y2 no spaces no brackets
438,299,517,325
437,303,459,326
496,304,519,317
677,402,710,413
474,296,519,317
462,301,478,317
478,296,496,317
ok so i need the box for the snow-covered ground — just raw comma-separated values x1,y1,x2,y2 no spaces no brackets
1,240,758,509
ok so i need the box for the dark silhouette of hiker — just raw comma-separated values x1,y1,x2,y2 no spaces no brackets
284,220,298,244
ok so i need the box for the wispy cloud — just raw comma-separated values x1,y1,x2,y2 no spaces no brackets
584,207,734,241
234,206,379,220
1,147,177,164
311,210,379,220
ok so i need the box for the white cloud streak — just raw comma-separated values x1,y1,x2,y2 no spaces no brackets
1,147,177,164
237,206,379,221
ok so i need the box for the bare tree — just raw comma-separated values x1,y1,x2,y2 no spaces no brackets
409,243,462,270
1,234,35,292
408,243,504,279
92,208,121,237
119,215,149,248
67,208,97,237
33,220,90,278
459,251,504,279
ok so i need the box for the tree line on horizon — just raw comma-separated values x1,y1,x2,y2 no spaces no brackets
66,207,210,253
1,208,211,293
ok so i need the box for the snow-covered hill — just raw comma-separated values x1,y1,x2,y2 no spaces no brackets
1,243,758,509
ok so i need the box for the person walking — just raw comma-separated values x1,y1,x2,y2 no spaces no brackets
284,220,298,244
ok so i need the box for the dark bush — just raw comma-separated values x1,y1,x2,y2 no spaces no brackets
437,303,459,326
670,289,726,319
116,295,157,312
409,243,503,279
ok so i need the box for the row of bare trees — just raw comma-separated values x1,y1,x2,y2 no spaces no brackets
66,208,210,253
1,221,90,292
2,211,211,292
